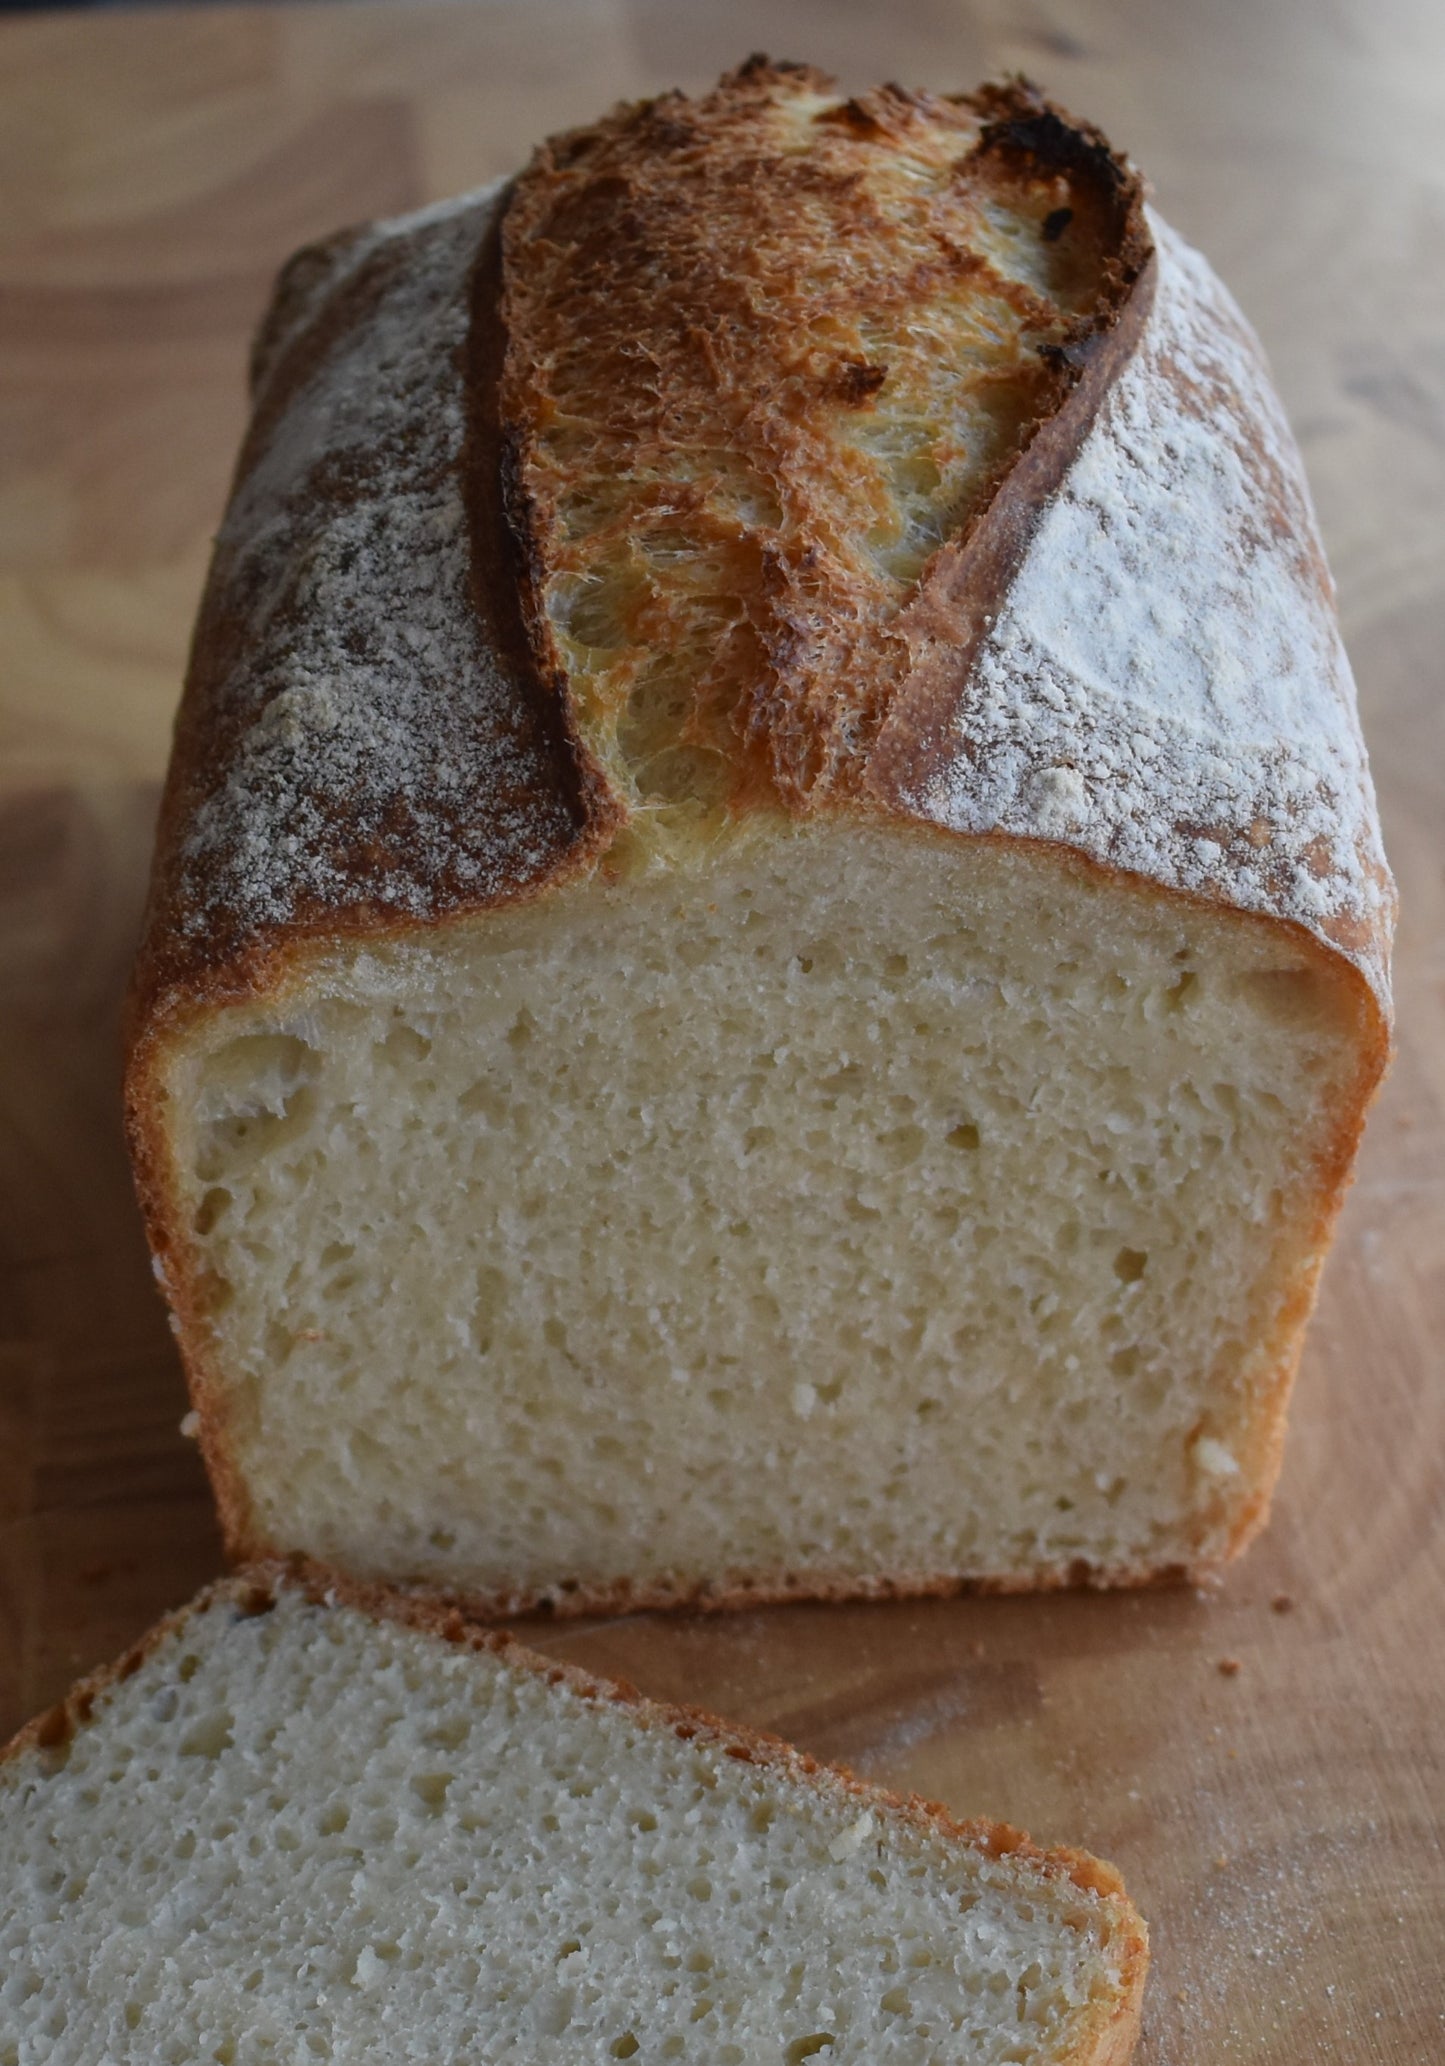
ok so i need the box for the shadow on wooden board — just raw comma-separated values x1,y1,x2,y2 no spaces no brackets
0,782,221,1737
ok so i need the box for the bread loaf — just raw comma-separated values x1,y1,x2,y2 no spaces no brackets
127,63,1394,1615
1,1564,1148,2062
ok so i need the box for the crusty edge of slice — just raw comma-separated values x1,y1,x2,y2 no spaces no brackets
4,1559,1149,2064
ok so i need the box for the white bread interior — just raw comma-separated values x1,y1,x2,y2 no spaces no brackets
155,817,1372,1608
2,1573,1145,2062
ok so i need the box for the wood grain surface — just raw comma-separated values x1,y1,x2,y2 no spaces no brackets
1,3,1441,2058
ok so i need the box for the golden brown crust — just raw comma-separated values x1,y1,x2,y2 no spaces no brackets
466,191,626,856
501,64,1151,814
2,1560,1149,2062
856,247,1154,801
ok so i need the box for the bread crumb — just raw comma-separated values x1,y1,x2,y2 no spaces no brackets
828,1811,875,1861
1191,1435,1239,1479
1270,1592,1294,1613
1217,1657,1242,1676
352,1945,387,1989
179,1412,201,1440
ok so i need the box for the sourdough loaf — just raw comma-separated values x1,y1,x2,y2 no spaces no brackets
126,64,1394,1614
0,1565,1148,2062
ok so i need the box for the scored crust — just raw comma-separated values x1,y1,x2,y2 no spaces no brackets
123,62,1395,1610
125,60,1392,1040
499,63,1152,815
4,1560,1149,2065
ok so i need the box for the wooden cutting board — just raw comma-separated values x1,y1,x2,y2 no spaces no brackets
2,3,1441,2057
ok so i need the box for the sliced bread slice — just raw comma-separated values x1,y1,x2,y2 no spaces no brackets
2,1566,1146,2063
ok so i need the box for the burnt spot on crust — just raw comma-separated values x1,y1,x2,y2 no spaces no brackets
976,99,1124,183
832,359,890,405
1037,331,1109,373
815,95,888,139
732,52,831,90
34,1704,73,1752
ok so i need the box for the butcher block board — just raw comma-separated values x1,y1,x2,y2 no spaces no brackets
1,3,1441,2059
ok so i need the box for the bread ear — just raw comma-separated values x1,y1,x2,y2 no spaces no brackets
499,69,1152,814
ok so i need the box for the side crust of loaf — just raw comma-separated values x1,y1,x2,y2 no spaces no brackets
4,1559,1149,2065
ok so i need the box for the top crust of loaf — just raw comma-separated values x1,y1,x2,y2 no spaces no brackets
501,63,1150,816
127,61,1393,1051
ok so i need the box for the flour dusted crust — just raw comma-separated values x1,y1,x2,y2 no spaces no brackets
866,215,1393,1005
130,183,609,1027
125,63,1394,1613
3,1562,1149,2066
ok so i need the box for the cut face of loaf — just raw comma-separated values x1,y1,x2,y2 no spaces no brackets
127,65,1393,1611
156,823,1374,1608
2,1568,1148,2063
